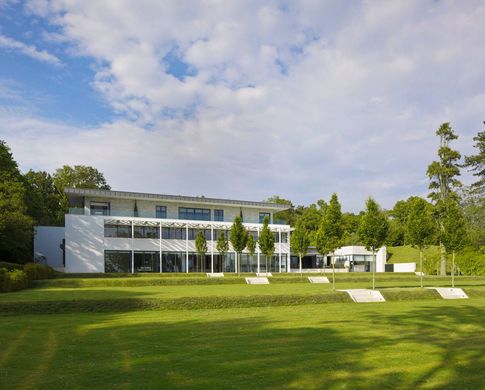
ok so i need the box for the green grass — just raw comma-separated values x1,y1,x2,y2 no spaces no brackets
387,245,441,263
1,300,484,389
2,273,485,388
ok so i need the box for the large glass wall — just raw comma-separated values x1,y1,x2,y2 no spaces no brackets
104,223,131,238
134,251,160,272
134,225,159,239
162,252,186,272
105,250,132,273
179,207,211,221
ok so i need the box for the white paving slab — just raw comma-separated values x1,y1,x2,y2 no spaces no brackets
245,277,270,285
415,272,424,276
308,276,330,284
427,287,468,299
206,272,224,278
338,289,386,303
256,272,273,277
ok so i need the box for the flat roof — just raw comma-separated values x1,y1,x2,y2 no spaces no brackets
64,188,290,211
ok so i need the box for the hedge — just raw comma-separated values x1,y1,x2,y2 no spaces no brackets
0,261,24,271
0,268,29,293
23,263,56,281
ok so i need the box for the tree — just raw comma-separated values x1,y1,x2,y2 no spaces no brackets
195,230,207,273
0,140,34,263
265,196,298,226
229,216,248,274
406,197,435,288
258,216,275,273
216,231,229,273
290,221,310,277
463,122,485,197
246,234,256,273
23,170,62,226
315,194,344,289
297,204,323,245
358,197,389,289
441,199,468,287
427,122,462,275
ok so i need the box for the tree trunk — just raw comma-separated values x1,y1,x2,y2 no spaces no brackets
372,252,376,290
299,255,302,278
452,251,455,288
440,242,447,276
332,254,335,290
419,249,423,288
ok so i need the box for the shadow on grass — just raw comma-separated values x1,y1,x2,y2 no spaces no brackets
1,303,484,389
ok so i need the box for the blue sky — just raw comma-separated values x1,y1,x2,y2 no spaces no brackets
0,1,484,211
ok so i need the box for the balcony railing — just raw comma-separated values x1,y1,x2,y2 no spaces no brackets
68,207,288,225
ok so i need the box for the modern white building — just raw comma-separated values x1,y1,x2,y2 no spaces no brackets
51,188,292,273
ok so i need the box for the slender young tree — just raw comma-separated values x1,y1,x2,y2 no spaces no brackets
427,122,462,275
230,216,248,275
258,216,275,273
463,121,485,197
195,230,207,273
246,234,256,273
441,199,468,287
315,194,344,289
216,231,229,273
290,221,310,277
358,197,389,289
406,197,435,288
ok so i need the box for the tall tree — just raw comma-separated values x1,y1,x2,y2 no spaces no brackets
195,230,207,273
0,140,34,262
463,122,485,197
23,170,62,226
290,221,310,277
441,199,468,287
230,216,248,274
427,122,462,275
358,198,389,289
315,194,344,289
216,231,229,273
246,234,256,273
265,196,298,226
406,197,435,288
258,216,275,273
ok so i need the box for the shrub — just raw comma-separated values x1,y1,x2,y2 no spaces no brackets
0,268,29,293
0,261,23,271
23,263,55,281
456,249,485,276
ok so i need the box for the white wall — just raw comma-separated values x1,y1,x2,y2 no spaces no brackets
34,226,65,268
393,262,416,272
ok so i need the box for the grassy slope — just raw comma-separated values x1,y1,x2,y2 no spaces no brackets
1,300,484,389
387,245,441,263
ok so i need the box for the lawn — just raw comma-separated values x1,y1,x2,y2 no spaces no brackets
387,245,441,263
1,300,484,389
1,274,485,389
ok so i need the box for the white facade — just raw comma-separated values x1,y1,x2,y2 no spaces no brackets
334,246,387,273
33,226,65,270
63,188,291,273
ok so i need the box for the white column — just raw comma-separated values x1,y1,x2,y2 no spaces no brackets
185,224,189,273
131,220,134,274
159,222,162,273
210,225,214,273
278,229,282,273
257,228,260,273
287,230,291,273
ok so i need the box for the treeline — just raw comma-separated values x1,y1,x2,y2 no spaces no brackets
272,122,485,275
0,140,110,263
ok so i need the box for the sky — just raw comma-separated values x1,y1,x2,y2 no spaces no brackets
0,0,484,211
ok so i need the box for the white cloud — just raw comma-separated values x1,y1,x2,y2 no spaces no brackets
1,0,484,210
0,34,62,66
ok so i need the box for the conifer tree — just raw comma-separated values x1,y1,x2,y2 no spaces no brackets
290,221,310,277
216,231,229,272
246,234,256,273
230,216,248,274
195,230,207,272
258,216,275,273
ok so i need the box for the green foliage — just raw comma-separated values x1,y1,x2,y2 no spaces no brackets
358,197,389,253
24,170,63,225
441,199,468,253
315,193,344,255
406,197,435,250
265,195,298,225
290,221,310,259
53,165,111,191
341,212,362,245
258,216,275,270
246,234,256,256
456,248,485,276
463,122,485,196
296,204,322,244
0,268,29,292
386,219,405,246
229,216,248,253
216,231,229,259
0,261,23,271
195,231,208,272
23,263,56,281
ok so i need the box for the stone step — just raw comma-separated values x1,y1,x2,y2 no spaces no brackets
427,287,468,299
338,289,386,303
245,277,270,285
308,276,330,284
206,272,224,278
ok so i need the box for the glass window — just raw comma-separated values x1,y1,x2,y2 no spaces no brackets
156,205,167,219
104,223,131,238
179,207,211,221
91,202,109,216
134,251,160,272
105,251,132,273
134,225,159,239
259,212,271,223
214,209,224,221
